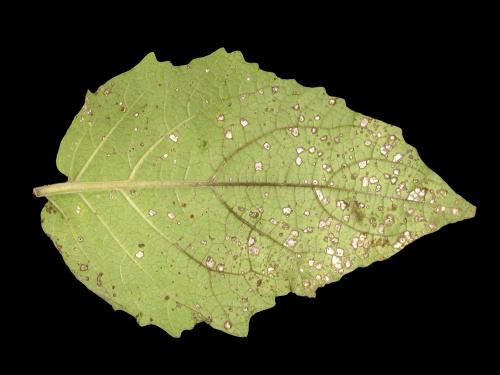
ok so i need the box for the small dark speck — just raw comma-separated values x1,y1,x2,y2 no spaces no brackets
138,243,145,248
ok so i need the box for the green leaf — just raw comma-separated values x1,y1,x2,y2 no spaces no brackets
34,48,475,337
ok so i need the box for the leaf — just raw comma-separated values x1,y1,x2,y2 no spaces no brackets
34,48,475,337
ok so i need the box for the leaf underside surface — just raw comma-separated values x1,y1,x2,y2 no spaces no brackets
36,49,475,337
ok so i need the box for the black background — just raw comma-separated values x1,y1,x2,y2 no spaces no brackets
16,13,491,370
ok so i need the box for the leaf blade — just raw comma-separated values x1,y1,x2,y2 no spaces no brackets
37,48,475,337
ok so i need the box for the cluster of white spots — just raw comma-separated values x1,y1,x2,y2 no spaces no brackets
205,256,216,269
331,256,342,269
308,259,315,266
311,127,318,134
394,169,400,175
314,189,329,205
267,266,274,273
308,146,316,153
369,176,379,184
434,206,446,213
224,321,232,330
295,156,303,166
240,118,249,127
326,246,334,255
283,238,297,248
377,224,385,234
303,226,313,233
296,146,304,154
224,130,233,140
394,232,413,249
328,98,336,105
362,176,369,187
291,127,299,137
336,248,344,256
258,88,264,95
133,112,139,118
385,214,394,225
248,244,260,255
320,135,328,142
148,209,157,217
169,134,178,142
336,200,347,210
263,142,271,150
393,153,403,162
246,76,251,81
205,68,210,73
327,233,339,244
380,146,388,156
351,234,367,249
407,187,426,202
452,208,460,215
322,163,333,173
269,217,278,225
314,114,321,121
167,212,175,220
135,250,144,259
201,239,208,246
255,161,263,171
103,88,111,96
80,264,88,271
75,205,81,214
161,153,169,160
134,127,139,132
360,118,369,128
217,114,225,121
318,217,333,230
217,264,225,272
364,140,372,146
248,237,256,246
299,115,305,122
282,206,293,216
358,160,368,169
272,86,279,93
292,103,300,111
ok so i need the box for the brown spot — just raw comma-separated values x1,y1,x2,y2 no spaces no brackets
164,295,170,300
97,272,103,287
138,243,145,248
350,202,365,223
45,202,57,214
256,279,262,287
190,214,195,219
